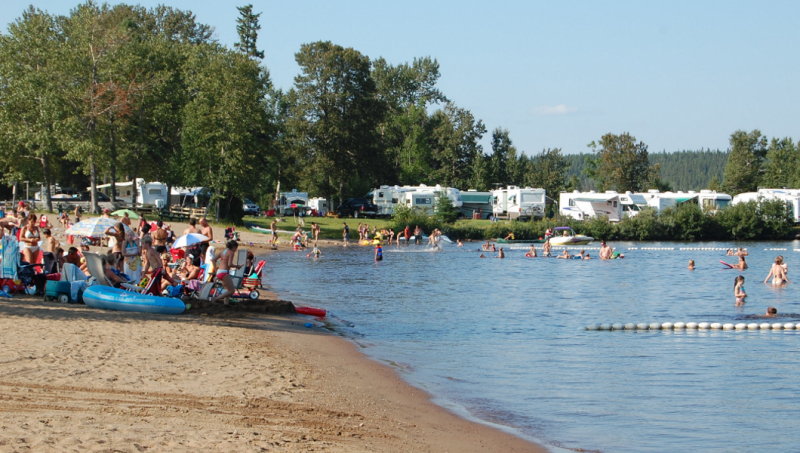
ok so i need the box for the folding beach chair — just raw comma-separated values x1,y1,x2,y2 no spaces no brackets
83,252,142,292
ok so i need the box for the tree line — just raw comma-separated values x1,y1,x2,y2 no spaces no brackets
1,3,796,222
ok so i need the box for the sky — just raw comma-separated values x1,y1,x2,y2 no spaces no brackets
2,0,798,156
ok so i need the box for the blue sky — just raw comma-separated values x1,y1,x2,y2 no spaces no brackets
2,0,798,155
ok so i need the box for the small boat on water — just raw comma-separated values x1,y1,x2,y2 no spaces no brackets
548,226,594,246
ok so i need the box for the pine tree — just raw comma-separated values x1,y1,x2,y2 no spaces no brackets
722,130,767,194
234,4,264,59
761,137,798,188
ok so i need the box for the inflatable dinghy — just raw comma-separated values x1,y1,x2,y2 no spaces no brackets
83,286,186,315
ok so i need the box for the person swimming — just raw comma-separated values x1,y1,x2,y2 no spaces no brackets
734,275,747,304
557,249,571,259
525,245,538,258
688,260,695,270
764,256,791,285
498,247,505,259
583,253,591,260
735,255,748,271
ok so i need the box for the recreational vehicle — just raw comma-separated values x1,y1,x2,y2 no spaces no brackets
277,189,309,215
371,184,462,216
635,190,678,211
308,197,329,214
491,186,546,220
460,190,493,219
94,178,167,207
697,190,732,211
559,191,622,222
605,191,648,217
758,189,800,222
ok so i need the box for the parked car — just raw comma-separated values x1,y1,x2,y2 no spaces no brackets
243,198,260,216
337,198,378,218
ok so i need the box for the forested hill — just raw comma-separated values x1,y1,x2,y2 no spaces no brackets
564,150,729,191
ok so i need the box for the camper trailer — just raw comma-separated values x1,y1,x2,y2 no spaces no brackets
277,189,309,215
635,190,678,212
94,178,167,207
371,184,462,216
308,197,329,215
757,189,800,222
559,191,622,222
697,190,732,211
491,186,546,220
460,190,493,219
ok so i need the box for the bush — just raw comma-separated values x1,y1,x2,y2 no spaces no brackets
435,194,459,224
390,205,442,235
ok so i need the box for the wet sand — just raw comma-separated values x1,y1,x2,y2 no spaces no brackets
0,293,545,452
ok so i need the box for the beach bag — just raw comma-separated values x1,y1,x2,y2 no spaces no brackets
166,284,184,297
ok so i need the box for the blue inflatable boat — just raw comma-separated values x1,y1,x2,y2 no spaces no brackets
83,286,186,315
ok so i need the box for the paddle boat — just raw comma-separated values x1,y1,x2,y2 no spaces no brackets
547,226,594,246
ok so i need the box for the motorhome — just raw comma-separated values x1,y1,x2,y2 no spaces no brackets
697,190,732,211
460,190,493,219
605,191,648,217
94,179,167,207
635,190,678,211
559,191,622,222
277,189,309,215
491,186,546,220
370,184,462,216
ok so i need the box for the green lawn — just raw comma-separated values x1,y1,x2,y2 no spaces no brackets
244,215,393,240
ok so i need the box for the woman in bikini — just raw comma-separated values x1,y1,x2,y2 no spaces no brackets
211,241,243,305
20,213,41,264
764,256,791,285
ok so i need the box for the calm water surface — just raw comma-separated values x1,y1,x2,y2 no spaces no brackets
263,240,800,452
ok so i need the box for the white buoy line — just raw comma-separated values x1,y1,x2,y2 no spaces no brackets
626,247,753,251
586,322,798,331
765,248,788,251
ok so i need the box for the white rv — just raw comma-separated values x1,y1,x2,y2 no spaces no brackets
278,189,309,215
371,184,462,216
697,190,732,211
635,190,678,211
308,197,329,214
94,178,167,207
757,189,800,222
559,191,622,222
605,191,648,217
491,186,546,220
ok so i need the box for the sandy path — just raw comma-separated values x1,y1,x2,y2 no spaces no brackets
0,296,544,452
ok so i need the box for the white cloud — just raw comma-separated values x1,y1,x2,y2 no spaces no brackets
530,104,578,116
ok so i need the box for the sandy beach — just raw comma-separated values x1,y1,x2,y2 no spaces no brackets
0,285,544,452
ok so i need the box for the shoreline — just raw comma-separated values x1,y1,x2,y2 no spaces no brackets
0,290,546,452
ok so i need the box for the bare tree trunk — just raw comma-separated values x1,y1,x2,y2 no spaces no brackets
109,113,117,203
41,153,53,212
89,153,99,214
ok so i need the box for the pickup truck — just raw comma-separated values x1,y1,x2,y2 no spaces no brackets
336,198,378,218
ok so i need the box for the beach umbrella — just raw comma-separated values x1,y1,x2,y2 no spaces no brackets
172,233,209,249
111,209,139,219
65,217,134,237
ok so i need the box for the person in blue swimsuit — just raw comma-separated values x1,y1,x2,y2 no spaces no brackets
375,243,383,262
734,275,747,305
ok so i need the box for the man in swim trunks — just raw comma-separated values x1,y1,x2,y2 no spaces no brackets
140,235,175,295
542,239,552,257
342,222,350,247
599,240,613,260
414,225,422,245
734,247,748,256
199,217,214,257
498,247,505,259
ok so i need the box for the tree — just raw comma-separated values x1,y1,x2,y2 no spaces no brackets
181,43,274,221
429,103,487,189
525,148,570,198
722,129,767,194
0,7,66,212
585,133,657,192
289,41,385,209
761,137,798,188
234,4,264,59
489,128,515,187
707,175,722,192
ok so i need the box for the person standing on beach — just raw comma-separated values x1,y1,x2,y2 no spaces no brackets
403,225,410,246
311,222,320,244
342,222,350,246
199,218,214,257
120,211,132,230
73,205,81,223
599,240,613,260
210,241,243,305
183,218,200,236
151,220,169,254
270,218,278,244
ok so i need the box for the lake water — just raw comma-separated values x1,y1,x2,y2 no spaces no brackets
263,240,800,452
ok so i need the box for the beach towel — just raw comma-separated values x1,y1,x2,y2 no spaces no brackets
60,262,89,301
0,235,19,280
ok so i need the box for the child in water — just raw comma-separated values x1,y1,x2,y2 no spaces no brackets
312,246,322,258
374,243,383,262
688,260,695,270
734,275,747,304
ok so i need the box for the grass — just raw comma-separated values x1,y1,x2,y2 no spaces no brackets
244,215,393,240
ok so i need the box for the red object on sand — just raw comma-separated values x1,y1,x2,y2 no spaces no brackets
295,306,326,317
